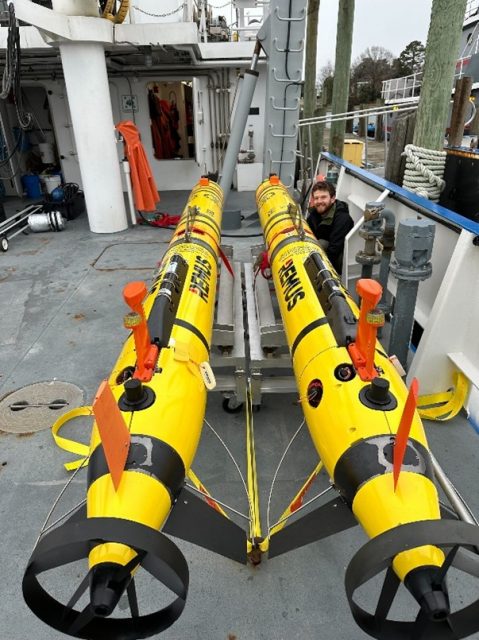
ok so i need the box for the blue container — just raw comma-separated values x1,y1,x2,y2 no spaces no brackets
22,174,42,199
50,186,65,201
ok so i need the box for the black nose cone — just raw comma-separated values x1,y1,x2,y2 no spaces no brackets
89,562,131,617
405,566,450,621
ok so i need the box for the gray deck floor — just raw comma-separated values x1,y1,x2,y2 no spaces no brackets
1,191,479,639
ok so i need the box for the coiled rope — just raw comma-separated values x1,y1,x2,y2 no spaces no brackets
102,0,130,23
402,144,446,202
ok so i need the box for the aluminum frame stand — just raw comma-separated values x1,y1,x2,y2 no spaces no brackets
211,246,247,407
211,244,296,410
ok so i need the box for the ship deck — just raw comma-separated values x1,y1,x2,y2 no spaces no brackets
1,190,479,640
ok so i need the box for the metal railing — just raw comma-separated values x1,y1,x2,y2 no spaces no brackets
192,0,266,42
465,0,479,20
382,55,476,103
381,73,422,102
298,102,419,185
456,55,473,78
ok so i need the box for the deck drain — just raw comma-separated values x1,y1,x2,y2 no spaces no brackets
0,381,84,434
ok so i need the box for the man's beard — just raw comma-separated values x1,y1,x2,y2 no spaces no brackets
316,203,331,214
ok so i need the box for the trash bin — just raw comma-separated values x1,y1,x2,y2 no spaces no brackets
342,140,364,167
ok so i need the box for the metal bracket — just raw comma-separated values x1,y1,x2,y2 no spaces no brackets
267,149,296,164
271,96,300,111
274,6,305,21
272,67,302,83
269,123,298,138
273,37,304,53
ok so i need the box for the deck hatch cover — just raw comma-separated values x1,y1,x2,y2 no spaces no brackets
0,381,83,433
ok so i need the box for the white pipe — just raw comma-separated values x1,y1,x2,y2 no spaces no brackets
219,68,259,200
300,102,411,123
299,104,418,127
58,42,128,233
122,159,137,226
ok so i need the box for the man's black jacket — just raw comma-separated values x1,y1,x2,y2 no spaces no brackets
307,200,353,274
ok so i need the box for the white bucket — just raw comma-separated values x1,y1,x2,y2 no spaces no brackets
41,175,62,194
51,0,98,16
38,142,55,164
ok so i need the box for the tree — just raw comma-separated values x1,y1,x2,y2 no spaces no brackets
397,40,425,76
317,61,334,104
350,46,395,103
318,60,334,86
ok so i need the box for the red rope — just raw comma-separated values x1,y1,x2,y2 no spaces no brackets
175,227,234,278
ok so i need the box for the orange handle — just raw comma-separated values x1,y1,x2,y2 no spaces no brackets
349,279,384,381
123,281,148,317
123,282,157,381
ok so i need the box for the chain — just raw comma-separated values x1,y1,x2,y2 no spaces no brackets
132,1,233,17
132,3,186,17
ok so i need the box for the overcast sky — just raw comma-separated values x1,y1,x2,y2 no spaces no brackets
316,0,434,71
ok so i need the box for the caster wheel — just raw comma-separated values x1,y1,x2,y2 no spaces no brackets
222,397,244,414
1,236,8,252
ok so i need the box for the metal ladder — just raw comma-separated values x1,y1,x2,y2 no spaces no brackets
260,0,306,189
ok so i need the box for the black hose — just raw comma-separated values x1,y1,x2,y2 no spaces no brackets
1,4,32,129
137,210,160,227
0,127,24,167
62,183,80,201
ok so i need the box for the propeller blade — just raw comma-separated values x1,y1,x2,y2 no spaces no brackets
434,545,459,586
127,578,139,618
374,566,400,620
64,572,90,612
68,603,95,636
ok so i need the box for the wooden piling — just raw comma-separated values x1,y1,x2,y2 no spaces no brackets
385,111,417,185
330,0,355,158
449,76,473,146
413,0,468,151
303,0,321,163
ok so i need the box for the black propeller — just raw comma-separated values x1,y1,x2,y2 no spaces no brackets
345,520,479,640
23,512,189,640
